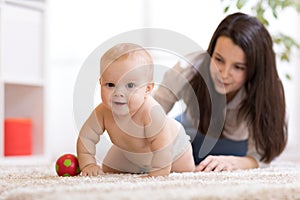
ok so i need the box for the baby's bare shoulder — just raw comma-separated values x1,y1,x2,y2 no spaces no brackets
94,103,111,116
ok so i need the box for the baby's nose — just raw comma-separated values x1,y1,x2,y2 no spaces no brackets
113,89,125,97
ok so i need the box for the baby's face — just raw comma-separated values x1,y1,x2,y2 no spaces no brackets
100,57,152,116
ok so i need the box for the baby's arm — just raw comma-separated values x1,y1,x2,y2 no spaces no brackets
76,108,104,176
145,104,174,176
147,129,173,177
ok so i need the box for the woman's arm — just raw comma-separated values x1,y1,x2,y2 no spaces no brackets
194,155,259,172
153,61,197,113
195,130,262,172
153,63,195,113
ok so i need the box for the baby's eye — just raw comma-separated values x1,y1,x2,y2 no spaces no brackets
126,82,135,89
105,83,115,88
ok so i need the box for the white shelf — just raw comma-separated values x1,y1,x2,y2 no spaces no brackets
0,0,47,160
4,0,46,11
2,78,44,87
0,155,51,165
1,3,44,82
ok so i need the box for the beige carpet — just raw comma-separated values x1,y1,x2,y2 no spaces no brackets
1,161,300,200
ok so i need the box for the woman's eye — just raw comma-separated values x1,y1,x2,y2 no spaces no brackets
215,57,223,63
126,82,135,89
235,65,246,71
105,83,115,87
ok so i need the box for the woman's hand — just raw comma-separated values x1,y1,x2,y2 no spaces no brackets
81,164,104,176
194,155,258,172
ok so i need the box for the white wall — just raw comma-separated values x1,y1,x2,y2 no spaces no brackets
46,0,146,160
276,10,300,160
46,0,300,161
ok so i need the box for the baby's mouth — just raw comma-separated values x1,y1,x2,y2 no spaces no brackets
113,102,127,106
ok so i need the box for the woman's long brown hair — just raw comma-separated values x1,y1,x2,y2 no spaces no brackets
188,12,287,163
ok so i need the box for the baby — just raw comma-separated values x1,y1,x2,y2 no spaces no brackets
76,43,195,176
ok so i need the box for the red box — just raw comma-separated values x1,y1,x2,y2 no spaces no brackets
4,118,32,156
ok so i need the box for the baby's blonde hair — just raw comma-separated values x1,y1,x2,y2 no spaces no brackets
100,43,153,81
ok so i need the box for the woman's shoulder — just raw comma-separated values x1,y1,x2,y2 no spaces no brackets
182,50,211,72
185,50,206,58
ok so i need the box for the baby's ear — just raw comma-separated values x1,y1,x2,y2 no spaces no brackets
146,82,154,94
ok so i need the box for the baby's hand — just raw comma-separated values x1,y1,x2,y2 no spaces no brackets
81,164,104,176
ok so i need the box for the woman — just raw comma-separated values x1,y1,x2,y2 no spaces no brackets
154,12,287,172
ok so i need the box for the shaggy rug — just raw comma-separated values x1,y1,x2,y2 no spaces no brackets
0,161,300,200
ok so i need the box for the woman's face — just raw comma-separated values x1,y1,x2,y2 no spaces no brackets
210,36,247,102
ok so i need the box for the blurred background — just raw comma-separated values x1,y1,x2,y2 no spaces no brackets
1,0,299,163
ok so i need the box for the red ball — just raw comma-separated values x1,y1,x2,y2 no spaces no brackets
55,153,81,176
